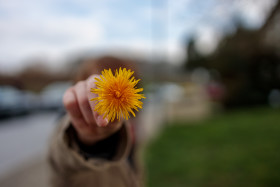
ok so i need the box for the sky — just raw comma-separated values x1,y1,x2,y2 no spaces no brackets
0,0,277,73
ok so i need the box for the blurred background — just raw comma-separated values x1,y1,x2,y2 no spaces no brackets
0,0,280,186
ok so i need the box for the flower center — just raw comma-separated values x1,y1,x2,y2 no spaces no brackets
114,90,122,98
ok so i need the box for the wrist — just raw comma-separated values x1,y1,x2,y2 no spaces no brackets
77,131,109,146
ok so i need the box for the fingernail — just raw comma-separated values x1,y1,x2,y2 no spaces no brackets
97,115,108,127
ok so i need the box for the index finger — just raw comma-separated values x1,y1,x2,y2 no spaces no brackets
86,75,109,127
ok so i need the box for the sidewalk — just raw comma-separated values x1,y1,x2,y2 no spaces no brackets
0,155,49,187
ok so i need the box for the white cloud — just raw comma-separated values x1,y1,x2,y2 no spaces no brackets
233,0,277,28
195,26,222,55
0,0,105,72
0,16,104,68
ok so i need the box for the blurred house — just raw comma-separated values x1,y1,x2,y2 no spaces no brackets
0,62,71,92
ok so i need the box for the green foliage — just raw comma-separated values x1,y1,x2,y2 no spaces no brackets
145,108,280,187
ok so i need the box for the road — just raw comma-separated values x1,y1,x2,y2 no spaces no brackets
0,112,58,179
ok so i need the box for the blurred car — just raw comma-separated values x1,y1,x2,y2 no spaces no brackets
40,81,72,111
0,86,32,119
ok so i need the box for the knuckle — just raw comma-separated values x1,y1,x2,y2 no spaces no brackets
63,89,76,110
75,81,84,88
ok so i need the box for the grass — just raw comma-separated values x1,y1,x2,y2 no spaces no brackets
145,107,280,187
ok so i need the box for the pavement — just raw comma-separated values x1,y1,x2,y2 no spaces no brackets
0,112,58,187
0,156,49,187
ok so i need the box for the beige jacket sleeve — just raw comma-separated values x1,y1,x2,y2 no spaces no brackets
48,115,141,187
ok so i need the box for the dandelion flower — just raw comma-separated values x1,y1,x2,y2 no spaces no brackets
91,68,145,122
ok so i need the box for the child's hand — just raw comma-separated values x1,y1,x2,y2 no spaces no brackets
63,75,123,145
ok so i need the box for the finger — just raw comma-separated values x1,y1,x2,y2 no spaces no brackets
94,112,109,127
86,75,109,127
74,81,95,125
63,87,88,130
